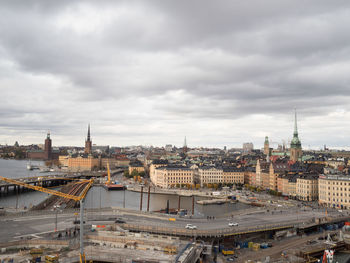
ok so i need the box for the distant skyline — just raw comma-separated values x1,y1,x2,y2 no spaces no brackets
1,1,350,149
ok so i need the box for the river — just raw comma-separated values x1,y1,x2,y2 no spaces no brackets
0,159,250,216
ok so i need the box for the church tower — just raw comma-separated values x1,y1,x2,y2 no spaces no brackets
84,124,92,154
290,110,302,162
264,136,270,155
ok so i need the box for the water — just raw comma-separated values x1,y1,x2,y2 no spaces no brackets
0,159,251,216
0,158,60,179
84,186,250,216
335,252,350,263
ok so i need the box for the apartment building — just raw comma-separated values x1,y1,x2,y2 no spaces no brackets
319,174,350,209
222,168,245,184
296,174,319,201
153,166,194,188
197,167,223,187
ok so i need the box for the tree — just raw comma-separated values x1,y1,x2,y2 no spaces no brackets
195,184,200,190
124,170,130,178
131,169,139,178
176,183,180,188
213,183,218,190
139,171,146,177
207,183,213,189
203,183,207,188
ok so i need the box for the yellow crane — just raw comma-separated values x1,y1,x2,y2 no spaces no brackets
105,162,111,185
0,176,93,263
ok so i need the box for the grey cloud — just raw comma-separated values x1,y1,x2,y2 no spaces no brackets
0,1,350,147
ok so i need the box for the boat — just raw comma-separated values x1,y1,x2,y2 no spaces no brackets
104,183,125,191
103,162,125,190
27,163,33,170
320,249,334,263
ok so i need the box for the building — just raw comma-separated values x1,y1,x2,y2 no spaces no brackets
255,159,269,188
27,132,59,160
165,144,173,152
290,111,302,162
129,163,145,175
296,174,319,201
150,160,168,185
319,175,350,209
84,124,92,155
243,143,254,154
197,167,223,187
153,166,194,188
67,156,100,171
269,160,290,191
264,136,269,155
223,168,245,184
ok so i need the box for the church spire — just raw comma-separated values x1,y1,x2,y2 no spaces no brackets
87,123,91,141
293,108,298,137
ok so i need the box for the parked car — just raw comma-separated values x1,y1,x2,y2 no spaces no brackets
228,222,238,227
185,224,197,229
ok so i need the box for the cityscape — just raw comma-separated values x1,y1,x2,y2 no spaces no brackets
1,1,350,263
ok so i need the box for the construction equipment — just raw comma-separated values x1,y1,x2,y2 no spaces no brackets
45,255,59,263
0,176,93,263
106,162,111,185
30,248,43,262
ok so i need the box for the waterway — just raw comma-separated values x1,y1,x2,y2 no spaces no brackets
0,159,251,216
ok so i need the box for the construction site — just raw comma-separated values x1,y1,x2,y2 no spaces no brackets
1,167,350,263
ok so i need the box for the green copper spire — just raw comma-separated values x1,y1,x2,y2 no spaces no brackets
290,109,301,149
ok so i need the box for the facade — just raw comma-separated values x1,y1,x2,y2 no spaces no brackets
296,174,319,201
197,167,223,187
222,168,245,184
290,111,302,162
27,132,59,160
67,156,100,171
129,164,145,175
150,160,168,185
261,172,270,189
84,124,92,155
319,175,350,209
153,166,194,188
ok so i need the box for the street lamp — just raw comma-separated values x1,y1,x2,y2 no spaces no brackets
53,205,61,232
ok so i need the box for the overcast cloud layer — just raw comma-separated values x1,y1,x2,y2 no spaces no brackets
1,0,350,149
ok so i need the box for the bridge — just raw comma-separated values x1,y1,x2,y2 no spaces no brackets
0,169,124,195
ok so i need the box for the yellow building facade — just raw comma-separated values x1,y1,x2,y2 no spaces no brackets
319,175,350,209
153,167,194,188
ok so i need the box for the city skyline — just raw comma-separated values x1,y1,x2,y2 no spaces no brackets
1,1,350,148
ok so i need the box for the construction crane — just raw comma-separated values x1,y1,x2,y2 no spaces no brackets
0,176,93,263
105,162,111,185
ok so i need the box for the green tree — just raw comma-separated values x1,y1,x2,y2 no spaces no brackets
124,170,130,178
131,169,139,177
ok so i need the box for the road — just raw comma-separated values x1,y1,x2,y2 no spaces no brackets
0,207,345,243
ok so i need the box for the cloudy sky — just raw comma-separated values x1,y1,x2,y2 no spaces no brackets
1,1,350,149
